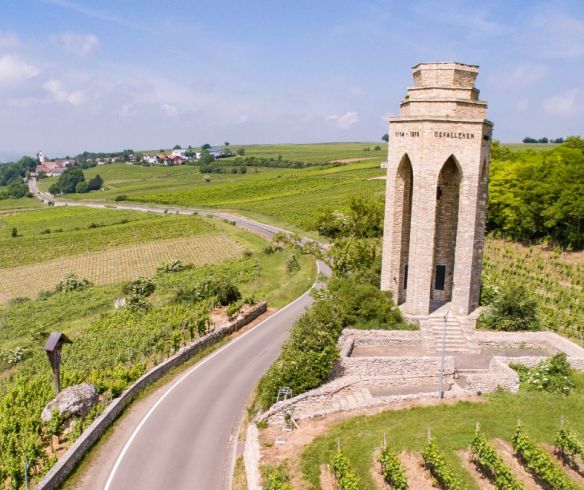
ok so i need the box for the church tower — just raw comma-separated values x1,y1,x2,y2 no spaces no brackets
381,62,493,324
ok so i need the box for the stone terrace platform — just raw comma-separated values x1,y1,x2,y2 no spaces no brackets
259,329,584,424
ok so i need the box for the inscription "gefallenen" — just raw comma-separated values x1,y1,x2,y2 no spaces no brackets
435,132,475,139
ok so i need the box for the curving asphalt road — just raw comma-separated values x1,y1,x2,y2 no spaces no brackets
28,179,329,489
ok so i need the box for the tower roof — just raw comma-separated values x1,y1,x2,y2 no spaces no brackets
412,62,479,89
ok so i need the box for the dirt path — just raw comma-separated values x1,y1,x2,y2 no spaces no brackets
320,465,337,490
491,439,541,489
331,157,378,163
458,449,496,489
370,449,389,489
401,452,434,489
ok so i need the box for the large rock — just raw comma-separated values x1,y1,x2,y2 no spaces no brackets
41,383,99,423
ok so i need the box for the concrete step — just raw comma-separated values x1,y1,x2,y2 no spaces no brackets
338,397,349,410
345,394,358,409
353,390,366,405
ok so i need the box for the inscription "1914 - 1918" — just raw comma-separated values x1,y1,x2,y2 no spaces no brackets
394,131,420,137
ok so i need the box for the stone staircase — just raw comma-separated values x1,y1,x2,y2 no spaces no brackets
331,388,374,411
420,308,479,353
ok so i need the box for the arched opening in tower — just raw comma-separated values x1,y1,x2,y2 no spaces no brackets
431,156,461,303
393,154,413,304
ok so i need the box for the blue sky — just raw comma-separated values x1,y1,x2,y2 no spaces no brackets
1,0,583,157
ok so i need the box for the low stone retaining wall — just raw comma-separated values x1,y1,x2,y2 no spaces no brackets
35,301,268,490
340,329,422,348
338,356,455,377
464,357,521,393
475,331,584,371
258,377,362,423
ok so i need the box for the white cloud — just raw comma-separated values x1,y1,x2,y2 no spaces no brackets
527,13,584,60
118,104,136,117
516,99,529,112
51,32,99,55
0,54,40,86
492,64,548,90
161,103,179,118
0,32,20,48
542,88,581,117
43,79,86,107
327,111,359,129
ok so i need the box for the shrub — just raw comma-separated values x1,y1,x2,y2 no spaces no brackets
555,426,584,463
174,276,241,306
75,181,90,193
126,295,152,313
54,273,92,293
379,445,408,489
513,424,578,489
261,463,293,490
514,353,575,395
470,427,522,489
257,300,342,408
114,194,128,201
227,300,244,320
286,254,300,273
331,451,360,490
122,277,156,298
156,259,186,274
421,438,466,490
323,277,408,330
478,282,539,331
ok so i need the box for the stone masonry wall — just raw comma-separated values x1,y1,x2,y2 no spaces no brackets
339,356,455,378
381,62,492,318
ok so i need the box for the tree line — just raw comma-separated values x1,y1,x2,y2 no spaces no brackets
488,136,584,249
0,156,37,200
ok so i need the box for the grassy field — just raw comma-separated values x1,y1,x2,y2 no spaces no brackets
300,375,584,489
0,197,43,212
0,219,315,354
39,161,385,236
0,208,213,268
220,142,385,163
503,142,560,152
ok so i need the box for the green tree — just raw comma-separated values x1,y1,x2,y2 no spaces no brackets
382,133,389,142
52,167,85,194
201,143,211,150
75,181,89,193
198,149,215,166
88,174,104,191
237,146,245,156
173,144,182,150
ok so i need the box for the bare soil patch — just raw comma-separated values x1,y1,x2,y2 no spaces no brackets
457,449,496,489
320,464,337,490
491,438,541,489
401,452,434,489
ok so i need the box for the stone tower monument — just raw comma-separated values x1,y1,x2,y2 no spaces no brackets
381,62,492,334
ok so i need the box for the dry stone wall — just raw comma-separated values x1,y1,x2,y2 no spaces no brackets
36,301,268,490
